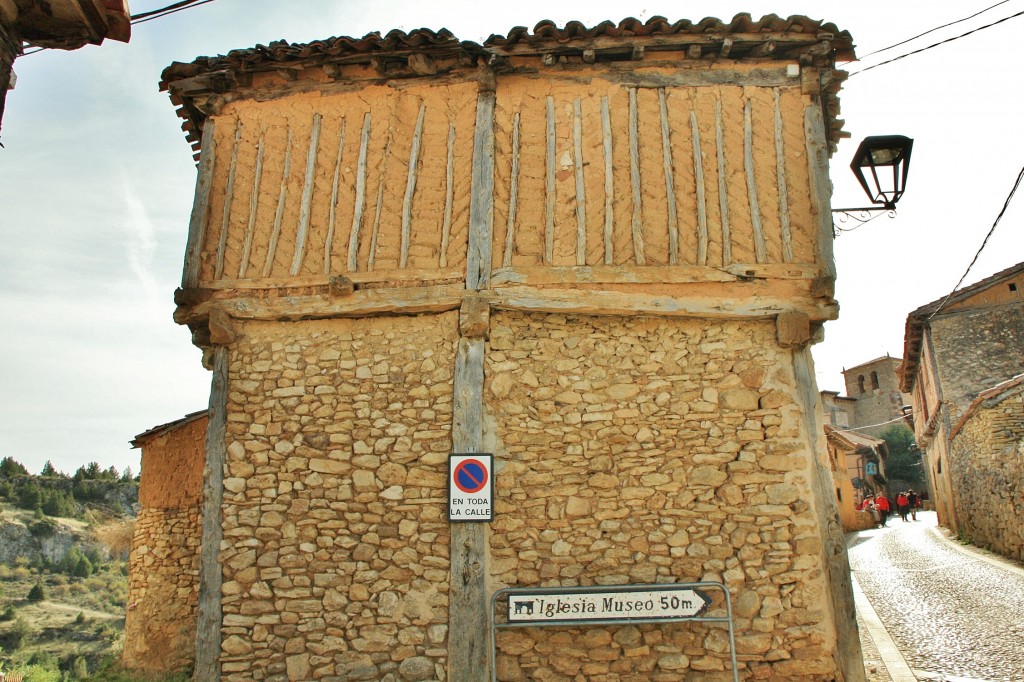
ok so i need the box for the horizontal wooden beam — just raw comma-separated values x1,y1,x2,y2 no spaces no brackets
487,286,838,322
176,284,465,325
491,32,832,56
199,268,465,290
489,263,821,286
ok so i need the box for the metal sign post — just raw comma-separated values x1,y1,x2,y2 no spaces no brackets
489,582,739,682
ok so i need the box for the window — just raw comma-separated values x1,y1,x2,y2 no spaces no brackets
871,371,879,389
858,376,866,394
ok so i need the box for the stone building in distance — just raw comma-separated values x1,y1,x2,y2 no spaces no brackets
154,14,864,681
901,261,1024,530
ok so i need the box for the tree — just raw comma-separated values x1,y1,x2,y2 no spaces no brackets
40,460,56,477
27,582,45,601
0,456,28,477
881,424,925,490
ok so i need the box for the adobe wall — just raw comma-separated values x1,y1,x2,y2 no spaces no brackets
218,313,457,681
949,390,1024,561
487,313,840,680
124,414,208,673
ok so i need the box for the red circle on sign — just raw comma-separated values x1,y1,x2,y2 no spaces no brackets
454,459,488,494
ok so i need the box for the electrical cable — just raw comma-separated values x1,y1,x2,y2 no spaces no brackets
849,8,1024,76
924,161,1024,323
854,0,1012,61
831,413,915,435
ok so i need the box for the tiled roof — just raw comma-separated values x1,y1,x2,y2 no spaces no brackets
131,410,208,448
161,14,853,159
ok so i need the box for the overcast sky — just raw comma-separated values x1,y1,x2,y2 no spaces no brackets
2,0,1022,475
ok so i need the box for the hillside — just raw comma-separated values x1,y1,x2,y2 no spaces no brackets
0,458,183,681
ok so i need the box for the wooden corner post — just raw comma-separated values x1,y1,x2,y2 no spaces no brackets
194,347,227,681
448,68,495,682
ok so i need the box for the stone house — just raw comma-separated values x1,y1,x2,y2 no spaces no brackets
0,0,130,136
125,410,210,673
823,426,887,532
900,261,1024,531
156,14,867,681
948,374,1024,561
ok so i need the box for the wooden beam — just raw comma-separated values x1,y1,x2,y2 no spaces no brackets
263,127,293,277
214,120,241,280
573,98,587,266
178,284,465,325
690,109,709,266
601,96,614,265
544,96,556,265
715,98,731,265
448,330,489,682
744,99,767,264
347,112,372,272
291,113,322,276
467,86,496,290
193,349,226,681
659,89,679,265
628,88,646,265
196,268,464,291
503,112,521,268
238,133,264,279
324,117,348,274
440,123,457,269
805,102,836,280
489,285,839,321
489,263,821,287
774,89,794,263
401,103,427,269
368,135,394,272
182,120,216,289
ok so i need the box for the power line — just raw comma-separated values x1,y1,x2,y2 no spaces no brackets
854,0,1012,61
850,8,1024,76
924,161,1024,323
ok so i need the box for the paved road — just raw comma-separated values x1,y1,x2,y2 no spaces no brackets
848,511,1024,682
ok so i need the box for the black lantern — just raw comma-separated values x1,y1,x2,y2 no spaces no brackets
849,135,913,209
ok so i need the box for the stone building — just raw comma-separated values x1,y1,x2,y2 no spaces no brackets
823,426,886,532
125,410,209,673
901,261,1024,530
820,356,910,439
157,14,865,681
948,374,1024,561
0,0,130,137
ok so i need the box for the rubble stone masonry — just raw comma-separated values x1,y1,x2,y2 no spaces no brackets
124,414,208,672
949,389,1024,561
219,314,457,681
488,312,835,681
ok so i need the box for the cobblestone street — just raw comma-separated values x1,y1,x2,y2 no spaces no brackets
848,511,1024,682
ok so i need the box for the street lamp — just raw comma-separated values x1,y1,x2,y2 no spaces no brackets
832,135,914,221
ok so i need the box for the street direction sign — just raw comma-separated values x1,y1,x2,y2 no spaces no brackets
448,453,493,522
508,585,712,623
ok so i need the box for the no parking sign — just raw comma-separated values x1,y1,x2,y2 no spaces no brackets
448,453,493,522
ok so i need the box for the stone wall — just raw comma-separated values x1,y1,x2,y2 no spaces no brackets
486,312,840,681
949,389,1024,561
124,414,208,673
218,314,457,681
932,304,1024,417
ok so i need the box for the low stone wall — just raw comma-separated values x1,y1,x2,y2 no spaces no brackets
950,390,1024,561
123,507,202,672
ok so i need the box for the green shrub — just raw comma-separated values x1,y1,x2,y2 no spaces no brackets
27,582,45,601
27,519,57,538
72,557,94,579
2,616,31,650
0,604,15,621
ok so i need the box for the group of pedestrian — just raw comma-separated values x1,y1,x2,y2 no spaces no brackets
857,490,922,527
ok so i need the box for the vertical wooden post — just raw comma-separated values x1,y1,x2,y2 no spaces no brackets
744,98,767,263
182,120,217,289
194,347,227,681
214,120,241,280
449,71,495,682
715,98,732,266
291,113,322,276
774,89,794,263
805,101,837,280
238,134,264,279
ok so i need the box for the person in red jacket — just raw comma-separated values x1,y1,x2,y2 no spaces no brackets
896,491,910,522
875,493,892,527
